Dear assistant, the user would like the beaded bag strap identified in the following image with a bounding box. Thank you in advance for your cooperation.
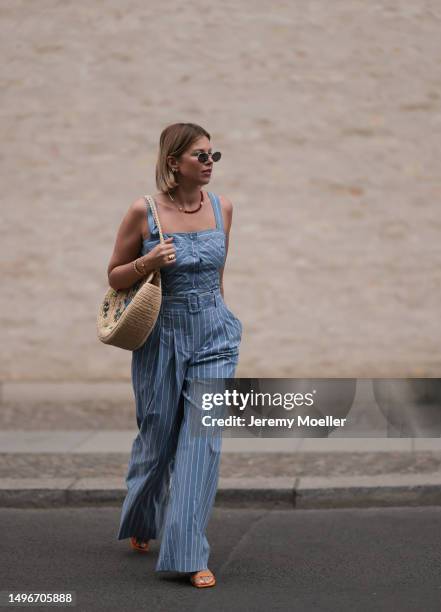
[144,195,165,244]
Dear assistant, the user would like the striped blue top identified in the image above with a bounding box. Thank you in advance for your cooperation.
[141,191,226,295]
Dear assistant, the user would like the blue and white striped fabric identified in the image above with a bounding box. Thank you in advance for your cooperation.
[117,192,242,572]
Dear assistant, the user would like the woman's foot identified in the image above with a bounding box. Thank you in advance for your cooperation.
[190,569,216,588]
[130,536,150,553]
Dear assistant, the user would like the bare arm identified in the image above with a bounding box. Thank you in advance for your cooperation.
[107,198,154,291]
[218,196,234,300]
[107,198,177,291]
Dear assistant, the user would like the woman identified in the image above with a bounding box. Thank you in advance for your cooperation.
[107,122,243,588]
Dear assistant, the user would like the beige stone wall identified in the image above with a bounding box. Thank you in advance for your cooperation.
[2,0,441,381]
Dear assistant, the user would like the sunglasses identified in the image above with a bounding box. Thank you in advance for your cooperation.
[191,151,222,163]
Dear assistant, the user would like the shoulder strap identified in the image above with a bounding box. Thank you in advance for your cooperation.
[208,192,224,232]
[145,198,156,234]
[144,196,165,243]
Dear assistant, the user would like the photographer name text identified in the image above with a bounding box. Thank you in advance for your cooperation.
[201,415,347,428]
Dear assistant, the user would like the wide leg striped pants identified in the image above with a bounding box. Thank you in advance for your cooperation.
[116,287,242,572]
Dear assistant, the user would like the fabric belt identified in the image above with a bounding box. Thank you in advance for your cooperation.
[161,288,221,313]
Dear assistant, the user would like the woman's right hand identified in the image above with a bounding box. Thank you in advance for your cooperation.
[143,236,176,269]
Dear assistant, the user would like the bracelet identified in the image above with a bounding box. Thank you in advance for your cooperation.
[139,257,147,274]
[133,258,144,276]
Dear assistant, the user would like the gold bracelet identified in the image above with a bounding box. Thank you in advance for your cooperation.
[133,259,144,276]
[138,257,147,274]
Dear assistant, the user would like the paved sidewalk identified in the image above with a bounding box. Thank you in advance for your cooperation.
[1,380,441,509]
[2,430,441,453]
[1,432,441,509]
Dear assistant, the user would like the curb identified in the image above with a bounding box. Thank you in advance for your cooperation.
[2,475,441,509]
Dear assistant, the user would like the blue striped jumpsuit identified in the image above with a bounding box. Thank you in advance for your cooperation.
[116,191,243,572]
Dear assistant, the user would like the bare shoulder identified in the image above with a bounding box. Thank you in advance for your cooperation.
[218,194,234,214]
[130,196,147,215]
[113,196,147,241]
[125,196,147,229]
[217,194,234,234]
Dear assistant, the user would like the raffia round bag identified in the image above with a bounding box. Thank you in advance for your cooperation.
[97,195,165,351]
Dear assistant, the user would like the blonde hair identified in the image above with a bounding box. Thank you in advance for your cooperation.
[155,122,211,193]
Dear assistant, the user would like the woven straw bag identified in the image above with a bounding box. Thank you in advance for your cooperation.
[97,195,165,351]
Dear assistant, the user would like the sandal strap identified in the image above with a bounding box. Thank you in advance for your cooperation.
[131,537,149,548]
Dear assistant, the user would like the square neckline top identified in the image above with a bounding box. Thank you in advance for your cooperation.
[143,191,224,243]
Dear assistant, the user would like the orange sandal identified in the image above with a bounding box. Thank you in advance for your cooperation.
[190,569,216,588]
[130,536,150,553]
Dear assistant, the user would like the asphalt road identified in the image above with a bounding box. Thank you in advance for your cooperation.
[1,505,441,611]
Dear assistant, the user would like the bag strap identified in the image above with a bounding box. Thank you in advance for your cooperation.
[144,195,165,244]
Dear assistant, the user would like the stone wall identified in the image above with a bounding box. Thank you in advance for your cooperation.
[2,1,441,380]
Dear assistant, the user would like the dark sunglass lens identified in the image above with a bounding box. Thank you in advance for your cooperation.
[212,151,221,162]
[198,152,209,163]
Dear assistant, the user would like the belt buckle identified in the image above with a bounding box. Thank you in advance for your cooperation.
[187,292,201,313]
